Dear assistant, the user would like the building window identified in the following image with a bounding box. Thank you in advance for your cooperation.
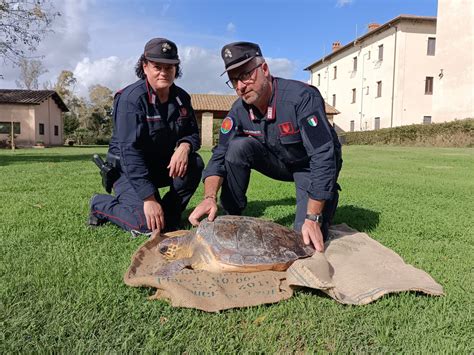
[376,81,382,97]
[353,56,358,71]
[425,77,434,95]
[54,125,59,136]
[39,123,45,135]
[0,122,21,134]
[333,66,337,79]
[317,73,320,86]
[332,94,336,107]
[423,116,432,125]
[427,37,436,56]
[374,117,380,130]
[352,88,356,103]
[378,44,384,61]
[350,120,355,132]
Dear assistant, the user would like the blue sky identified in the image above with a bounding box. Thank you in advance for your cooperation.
[2,0,438,97]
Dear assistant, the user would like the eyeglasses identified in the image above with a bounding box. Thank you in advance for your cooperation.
[225,63,263,89]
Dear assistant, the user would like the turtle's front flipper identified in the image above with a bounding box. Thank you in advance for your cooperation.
[154,259,192,277]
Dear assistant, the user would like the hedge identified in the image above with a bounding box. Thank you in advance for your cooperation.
[339,118,473,147]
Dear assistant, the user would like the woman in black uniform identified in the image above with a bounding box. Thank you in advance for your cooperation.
[90,38,203,236]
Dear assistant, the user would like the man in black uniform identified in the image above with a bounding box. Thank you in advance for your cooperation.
[90,38,204,235]
[189,42,341,252]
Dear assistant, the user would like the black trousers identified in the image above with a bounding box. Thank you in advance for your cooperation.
[220,137,339,240]
[91,152,204,233]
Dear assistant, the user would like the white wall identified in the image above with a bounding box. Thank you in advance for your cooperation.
[311,26,402,132]
[394,21,437,127]
[309,10,473,132]
[432,0,474,122]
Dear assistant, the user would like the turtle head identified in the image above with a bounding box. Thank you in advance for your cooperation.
[158,234,191,260]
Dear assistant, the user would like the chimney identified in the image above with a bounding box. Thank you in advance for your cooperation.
[332,41,341,52]
[368,23,380,32]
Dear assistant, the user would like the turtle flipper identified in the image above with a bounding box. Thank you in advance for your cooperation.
[154,258,192,277]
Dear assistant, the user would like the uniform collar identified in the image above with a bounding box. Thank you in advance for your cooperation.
[247,76,277,122]
[145,79,177,105]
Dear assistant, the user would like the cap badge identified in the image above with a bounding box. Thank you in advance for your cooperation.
[224,48,232,58]
[162,43,172,52]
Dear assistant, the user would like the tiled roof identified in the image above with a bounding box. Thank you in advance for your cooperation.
[191,94,238,111]
[0,89,69,112]
[191,93,339,115]
[325,102,339,115]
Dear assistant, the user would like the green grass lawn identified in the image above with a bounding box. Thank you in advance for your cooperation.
[1,145,473,352]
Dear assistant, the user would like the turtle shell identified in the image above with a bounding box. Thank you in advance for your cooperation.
[196,216,315,267]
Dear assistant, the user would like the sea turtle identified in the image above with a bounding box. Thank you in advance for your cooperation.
[156,215,315,276]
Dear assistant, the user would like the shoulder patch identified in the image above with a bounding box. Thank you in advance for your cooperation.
[221,117,234,134]
[302,113,332,150]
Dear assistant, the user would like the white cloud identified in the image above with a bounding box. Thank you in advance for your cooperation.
[266,57,295,79]
[336,0,353,8]
[226,22,236,33]
[73,56,137,98]
[0,0,92,88]
[1,46,297,98]
[40,0,92,69]
[69,46,230,98]
[178,46,230,94]
[0,0,296,98]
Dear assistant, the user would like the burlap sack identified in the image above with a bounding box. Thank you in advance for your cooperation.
[124,224,443,312]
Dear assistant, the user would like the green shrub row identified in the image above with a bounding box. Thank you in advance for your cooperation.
[339,119,474,147]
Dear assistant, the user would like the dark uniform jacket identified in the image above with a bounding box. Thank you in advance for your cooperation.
[203,77,342,201]
[108,79,200,201]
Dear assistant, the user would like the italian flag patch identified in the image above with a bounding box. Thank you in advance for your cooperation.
[307,115,318,127]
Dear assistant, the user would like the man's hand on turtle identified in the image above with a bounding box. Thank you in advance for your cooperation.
[301,220,324,252]
[188,197,218,226]
[143,196,165,232]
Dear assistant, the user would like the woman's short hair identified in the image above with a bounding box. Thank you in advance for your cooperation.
[134,54,182,80]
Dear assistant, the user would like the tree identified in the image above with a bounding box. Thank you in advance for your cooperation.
[15,58,48,89]
[86,84,114,137]
[53,70,84,138]
[89,84,113,116]
[54,70,77,99]
[63,110,80,136]
[0,0,60,66]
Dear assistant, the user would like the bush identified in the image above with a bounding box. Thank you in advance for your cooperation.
[94,136,110,145]
[213,118,223,145]
[340,118,474,147]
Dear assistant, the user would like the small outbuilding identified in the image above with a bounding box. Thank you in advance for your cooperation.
[0,89,69,147]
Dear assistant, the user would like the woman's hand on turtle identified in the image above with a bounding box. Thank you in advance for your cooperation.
[143,196,165,232]
[188,197,218,226]
[168,143,191,178]
[301,220,324,252]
